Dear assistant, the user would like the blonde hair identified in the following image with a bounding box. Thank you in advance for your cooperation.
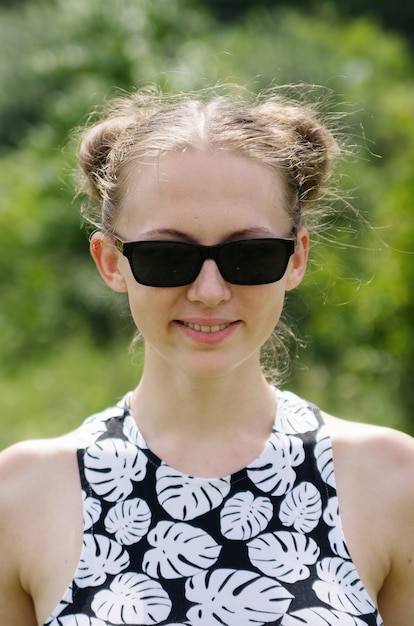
[77,84,341,233]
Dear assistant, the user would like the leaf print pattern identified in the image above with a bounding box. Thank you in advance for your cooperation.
[91,573,172,625]
[43,389,383,626]
[75,534,130,588]
[323,497,350,559]
[143,521,222,579]
[77,408,116,447]
[48,617,107,626]
[82,491,102,531]
[276,391,319,434]
[185,568,293,625]
[248,531,320,583]
[281,607,367,625]
[315,426,336,488]
[156,464,231,520]
[313,558,377,615]
[84,438,148,502]
[220,490,273,540]
[279,482,322,533]
[123,412,148,449]
[247,431,305,495]
[104,497,152,545]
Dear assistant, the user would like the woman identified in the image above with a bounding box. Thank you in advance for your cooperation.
[1,86,413,626]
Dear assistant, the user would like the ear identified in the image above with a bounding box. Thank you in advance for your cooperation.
[90,232,128,293]
[285,227,309,291]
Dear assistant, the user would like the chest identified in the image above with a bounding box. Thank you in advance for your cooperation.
[44,419,382,625]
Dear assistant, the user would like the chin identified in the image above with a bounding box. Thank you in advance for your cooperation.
[176,351,259,382]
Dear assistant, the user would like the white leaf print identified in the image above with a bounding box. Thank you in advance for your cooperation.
[220,490,273,540]
[276,391,319,434]
[84,438,147,502]
[91,572,172,625]
[279,482,322,533]
[247,432,305,495]
[48,616,107,626]
[143,521,221,579]
[156,464,231,521]
[123,413,148,449]
[248,530,320,583]
[185,568,292,625]
[75,534,130,588]
[313,557,377,615]
[104,497,151,545]
[315,426,335,488]
[323,497,350,559]
[281,607,367,625]
[77,412,113,447]
[82,491,102,531]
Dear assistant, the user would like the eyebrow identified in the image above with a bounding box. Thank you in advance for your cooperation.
[138,226,281,242]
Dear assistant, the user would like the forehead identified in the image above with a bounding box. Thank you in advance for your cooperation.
[116,150,290,238]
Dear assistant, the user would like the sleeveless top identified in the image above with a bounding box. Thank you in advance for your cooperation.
[45,389,383,626]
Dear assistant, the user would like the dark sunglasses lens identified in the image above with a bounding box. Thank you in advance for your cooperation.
[124,238,294,287]
[129,241,200,287]
[220,239,294,284]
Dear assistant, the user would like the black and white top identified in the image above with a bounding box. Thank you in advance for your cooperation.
[45,388,383,626]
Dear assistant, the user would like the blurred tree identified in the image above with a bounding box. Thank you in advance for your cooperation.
[195,0,414,45]
[0,0,27,6]
[0,0,212,149]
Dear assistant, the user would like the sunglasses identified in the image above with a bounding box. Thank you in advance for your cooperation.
[114,236,295,287]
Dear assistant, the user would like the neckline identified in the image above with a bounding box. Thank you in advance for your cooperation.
[118,387,323,481]
[120,389,276,480]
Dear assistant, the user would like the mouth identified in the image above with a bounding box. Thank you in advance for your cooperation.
[178,321,233,333]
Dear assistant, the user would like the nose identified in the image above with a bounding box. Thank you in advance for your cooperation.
[186,259,232,305]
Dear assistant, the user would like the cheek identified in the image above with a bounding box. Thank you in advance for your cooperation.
[126,287,173,337]
[125,287,151,332]
[245,283,286,327]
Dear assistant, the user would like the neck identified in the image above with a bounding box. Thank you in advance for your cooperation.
[132,349,274,428]
[128,350,277,476]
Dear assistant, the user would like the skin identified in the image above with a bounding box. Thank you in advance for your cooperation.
[0,150,414,625]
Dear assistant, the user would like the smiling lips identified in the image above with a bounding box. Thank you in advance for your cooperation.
[180,321,233,333]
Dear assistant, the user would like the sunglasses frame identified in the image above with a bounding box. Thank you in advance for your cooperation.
[114,235,296,287]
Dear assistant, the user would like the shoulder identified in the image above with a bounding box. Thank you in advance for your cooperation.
[0,435,81,624]
[323,412,414,477]
[323,413,414,623]
[0,433,79,525]
[0,434,81,554]
[0,433,79,480]
[323,412,414,503]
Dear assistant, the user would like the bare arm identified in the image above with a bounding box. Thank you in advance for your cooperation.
[0,443,39,625]
[0,563,38,626]
[375,429,414,625]
[326,413,414,625]
[0,438,82,626]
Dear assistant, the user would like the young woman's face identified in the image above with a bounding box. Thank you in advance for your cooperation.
[93,150,308,381]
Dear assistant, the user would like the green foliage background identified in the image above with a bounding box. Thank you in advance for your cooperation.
[1,0,414,448]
